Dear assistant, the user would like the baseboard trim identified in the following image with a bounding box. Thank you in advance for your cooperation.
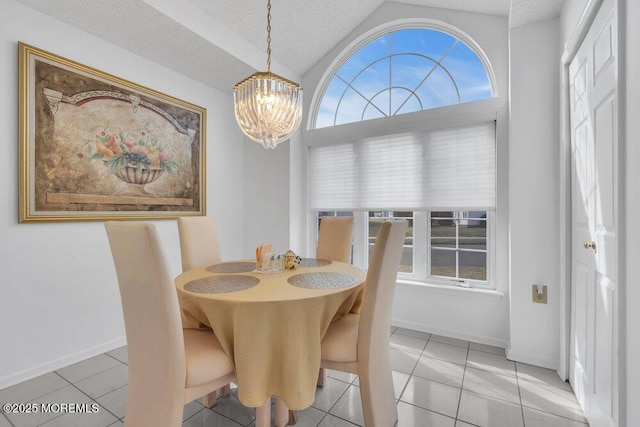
[0,336,127,390]
[392,318,509,349]
[506,348,558,370]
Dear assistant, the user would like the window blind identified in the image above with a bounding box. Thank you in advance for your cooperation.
[308,122,495,211]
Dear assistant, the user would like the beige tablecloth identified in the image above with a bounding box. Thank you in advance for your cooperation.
[175,260,365,410]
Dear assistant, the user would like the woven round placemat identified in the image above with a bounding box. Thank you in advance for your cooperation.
[205,262,257,274]
[287,272,356,289]
[299,258,332,268]
[184,275,259,293]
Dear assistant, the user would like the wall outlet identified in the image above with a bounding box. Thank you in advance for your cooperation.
[532,284,547,304]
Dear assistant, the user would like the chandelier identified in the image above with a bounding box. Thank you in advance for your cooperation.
[233,0,303,149]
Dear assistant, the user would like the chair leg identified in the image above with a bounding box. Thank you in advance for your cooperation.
[274,397,289,427]
[255,397,271,427]
[217,383,231,397]
[317,368,327,387]
[202,391,217,408]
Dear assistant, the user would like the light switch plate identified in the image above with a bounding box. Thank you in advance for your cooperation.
[532,284,547,304]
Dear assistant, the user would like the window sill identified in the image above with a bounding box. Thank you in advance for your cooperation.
[395,279,504,302]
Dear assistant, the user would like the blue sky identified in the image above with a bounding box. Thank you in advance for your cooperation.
[316,28,493,128]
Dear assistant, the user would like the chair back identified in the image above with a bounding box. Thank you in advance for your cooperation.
[177,216,222,272]
[316,216,354,263]
[105,222,186,426]
[358,220,407,369]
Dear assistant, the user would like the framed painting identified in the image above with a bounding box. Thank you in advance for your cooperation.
[18,42,206,222]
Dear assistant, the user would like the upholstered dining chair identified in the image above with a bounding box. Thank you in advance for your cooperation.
[320,220,407,427]
[177,216,233,398]
[315,216,355,386]
[105,222,235,427]
[177,216,222,272]
[316,216,354,263]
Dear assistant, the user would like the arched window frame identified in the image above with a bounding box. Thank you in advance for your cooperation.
[303,18,505,292]
[307,18,499,130]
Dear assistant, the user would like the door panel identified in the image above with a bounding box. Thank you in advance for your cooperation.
[594,272,613,416]
[569,0,617,425]
[594,95,614,229]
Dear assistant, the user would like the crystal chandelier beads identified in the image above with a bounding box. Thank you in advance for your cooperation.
[233,0,303,149]
[233,71,303,149]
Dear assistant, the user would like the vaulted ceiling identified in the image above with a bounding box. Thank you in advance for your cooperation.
[14,0,564,93]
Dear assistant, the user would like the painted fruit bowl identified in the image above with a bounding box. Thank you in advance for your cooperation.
[102,159,164,185]
[113,164,164,185]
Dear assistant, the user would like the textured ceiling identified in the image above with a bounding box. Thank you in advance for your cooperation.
[15,0,257,93]
[510,0,566,27]
[14,0,564,94]
[185,0,514,77]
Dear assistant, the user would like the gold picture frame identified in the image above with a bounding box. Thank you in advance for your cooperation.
[18,42,206,223]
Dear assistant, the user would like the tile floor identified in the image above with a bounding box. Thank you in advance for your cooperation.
[0,327,588,426]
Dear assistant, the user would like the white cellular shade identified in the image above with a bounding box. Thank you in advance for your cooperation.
[308,122,495,210]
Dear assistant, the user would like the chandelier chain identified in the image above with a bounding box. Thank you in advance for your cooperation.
[266,0,272,72]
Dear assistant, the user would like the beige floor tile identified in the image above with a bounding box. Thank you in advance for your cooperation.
[392,370,411,399]
[469,342,505,356]
[183,408,242,426]
[55,355,122,384]
[327,369,357,384]
[429,334,469,349]
[396,401,455,427]
[291,406,326,427]
[312,377,350,412]
[0,373,69,404]
[352,369,408,399]
[74,365,129,399]
[522,407,589,427]
[466,349,516,377]
[462,367,520,404]
[210,390,255,426]
[519,380,587,423]
[390,333,428,355]
[516,362,573,391]
[318,414,359,427]
[458,390,524,427]
[329,385,363,426]
[413,356,465,388]
[106,346,128,365]
[182,400,203,422]
[95,385,128,420]
[394,327,431,340]
[423,341,468,366]
[400,376,460,418]
[390,348,420,374]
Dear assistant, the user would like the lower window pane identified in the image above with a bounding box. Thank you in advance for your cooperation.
[430,248,456,278]
[459,251,487,281]
[369,211,413,273]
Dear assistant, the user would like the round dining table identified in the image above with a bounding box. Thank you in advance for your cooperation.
[174,258,366,424]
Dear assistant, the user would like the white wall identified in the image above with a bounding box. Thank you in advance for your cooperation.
[243,138,291,256]
[507,18,561,369]
[0,0,245,388]
[299,3,511,347]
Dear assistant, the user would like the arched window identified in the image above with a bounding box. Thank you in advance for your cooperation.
[314,27,495,129]
[307,22,500,289]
